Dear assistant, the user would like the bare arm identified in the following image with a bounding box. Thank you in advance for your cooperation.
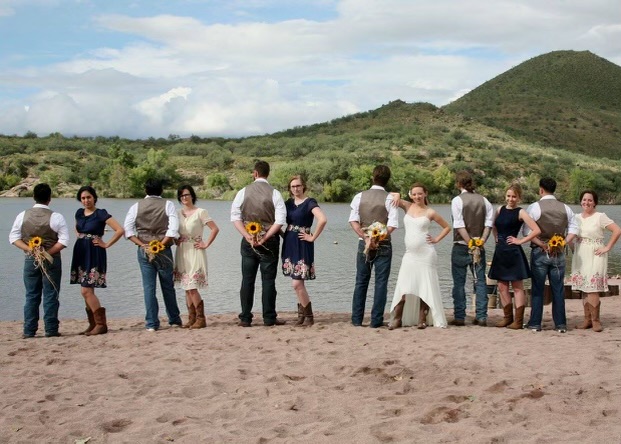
[596,222,621,256]
[299,207,327,243]
[507,210,541,246]
[428,210,451,244]
[198,220,220,250]
[97,217,124,249]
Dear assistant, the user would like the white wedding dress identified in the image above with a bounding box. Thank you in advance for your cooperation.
[390,214,447,327]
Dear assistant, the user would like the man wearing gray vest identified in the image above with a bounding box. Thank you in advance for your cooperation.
[231,160,287,327]
[450,171,494,326]
[524,177,577,332]
[9,183,70,338]
[124,179,182,331]
[349,164,399,328]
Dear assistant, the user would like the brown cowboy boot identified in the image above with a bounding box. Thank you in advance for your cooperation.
[507,305,525,329]
[80,307,96,335]
[576,301,592,329]
[183,303,196,328]
[190,300,206,329]
[302,302,314,326]
[496,302,514,327]
[295,303,305,326]
[389,300,405,330]
[589,302,603,332]
[86,307,108,335]
[417,301,429,329]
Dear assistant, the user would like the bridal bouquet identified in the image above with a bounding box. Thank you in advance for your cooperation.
[28,236,55,287]
[363,221,388,261]
[547,234,566,257]
[468,237,484,265]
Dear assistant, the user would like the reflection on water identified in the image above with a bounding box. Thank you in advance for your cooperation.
[2,198,621,322]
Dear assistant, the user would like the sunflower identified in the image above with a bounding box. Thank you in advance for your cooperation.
[148,241,164,255]
[371,228,380,238]
[29,236,43,249]
[245,222,261,235]
[149,239,160,247]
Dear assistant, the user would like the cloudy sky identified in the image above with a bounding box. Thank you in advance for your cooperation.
[0,0,619,139]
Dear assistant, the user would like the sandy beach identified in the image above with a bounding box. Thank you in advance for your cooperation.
[1,297,621,444]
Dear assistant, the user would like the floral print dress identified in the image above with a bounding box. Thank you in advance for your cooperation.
[70,208,111,287]
[174,208,212,290]
[570,212,614,292]
[281,197,318,280]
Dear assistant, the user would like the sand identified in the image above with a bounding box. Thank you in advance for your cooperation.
[1,297,621,443]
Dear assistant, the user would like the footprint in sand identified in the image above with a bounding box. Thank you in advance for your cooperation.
[101,419,132,433]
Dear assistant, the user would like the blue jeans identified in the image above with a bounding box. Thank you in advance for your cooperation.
[23,255,62,336]
[239,236,280,324]
[528,247,566,329]
[352,240,392,327]
[137,247,181,329]
[451,244,488,321]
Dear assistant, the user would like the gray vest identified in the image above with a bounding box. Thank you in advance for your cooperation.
[241,181,276,226]
[453,192,486,242]
[21,207,59,252]
[135,198,168,244]
[359,189,391,241]
[536,198,569,244]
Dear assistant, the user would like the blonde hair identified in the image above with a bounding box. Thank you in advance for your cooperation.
[506,183,523,201]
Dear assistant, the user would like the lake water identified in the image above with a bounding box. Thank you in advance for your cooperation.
[2,198,621,322]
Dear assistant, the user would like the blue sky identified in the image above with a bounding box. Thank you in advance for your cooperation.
[0,0,619,138]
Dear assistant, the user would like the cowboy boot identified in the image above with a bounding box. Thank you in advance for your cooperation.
[575,301,592,329]
[190,300,207,329]
[302,302,314,326]
[295,303,305,326]
[589,302,603,332]
[183,303,196,328]
[418,301,429,329]
[80,307,96,335]
[507,305,524,329]
[389,300,405,330]
[496,302,514,328]
[86,307,108,335]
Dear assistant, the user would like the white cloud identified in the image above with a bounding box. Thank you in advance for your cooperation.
[0,0,619,138]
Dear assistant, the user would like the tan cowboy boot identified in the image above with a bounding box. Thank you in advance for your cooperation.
[496,302,514,327]
[295,303,305,326]
[589,302,603,332]
[575,301,592,329]
[183,303,196,328]
[86,307,108,335]
[389,300,405,330]
[190,300,206,329]
[507,305,525,330]
[418,301,429,329]
[80,307,96,335]
[302,302,314,326]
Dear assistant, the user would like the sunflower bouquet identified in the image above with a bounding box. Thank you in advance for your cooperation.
[547,234,566,257]
[363,221,388,261]
[468,237,484,265]
[27,236,55,286]
[145,239,166,262]
[245,221,263,244]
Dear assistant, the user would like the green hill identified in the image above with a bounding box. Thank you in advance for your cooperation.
[443,50,621,158]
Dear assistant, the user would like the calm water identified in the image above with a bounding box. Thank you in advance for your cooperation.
[2,198,621,322]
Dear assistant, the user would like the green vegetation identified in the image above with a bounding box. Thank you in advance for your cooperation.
[2,51,621,204]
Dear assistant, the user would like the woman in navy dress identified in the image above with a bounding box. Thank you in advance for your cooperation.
[281,175,327,326]
[70,186,124,335]
[488,184,540,329]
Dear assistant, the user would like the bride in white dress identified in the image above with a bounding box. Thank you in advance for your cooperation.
[389,184,450,329]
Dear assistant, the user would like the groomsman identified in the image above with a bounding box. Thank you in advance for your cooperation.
[9,183,70,338]
[450,171,494,326]
[124,179,182,331]
[231,160,287,327]
[349,164,399,328]
[524,177,577,333]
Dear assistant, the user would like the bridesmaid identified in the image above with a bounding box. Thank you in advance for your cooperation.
[70,186,124,335]
[173,185,219,328]
[488,184,540,329]
[569,190,621,332]
[281,175,327,326]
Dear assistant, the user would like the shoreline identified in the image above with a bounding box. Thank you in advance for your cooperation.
[2,298,621,443]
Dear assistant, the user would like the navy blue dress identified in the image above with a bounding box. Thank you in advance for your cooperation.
[70,208,111,288]
[282,198,318,280]
[488,206,531,281]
